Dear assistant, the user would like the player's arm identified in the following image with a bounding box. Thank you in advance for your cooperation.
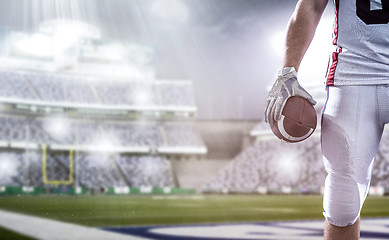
[283,0,329,71]
[264,0,328,124]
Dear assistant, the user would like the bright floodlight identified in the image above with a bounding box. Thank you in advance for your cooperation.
[134,91,151,105]
[38,19,101,58]
[13,33,54,57]
[0,156,18,179]
[39,19,101,40]
[43,117,70,140]
[100,43,127,61]
[275,151,301,181]
[91,133,119,152]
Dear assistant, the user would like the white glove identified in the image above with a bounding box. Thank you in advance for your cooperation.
[264,67,316,124]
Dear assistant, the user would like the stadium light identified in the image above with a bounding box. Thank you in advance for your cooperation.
[100,43,127,61]
[13,33,54,57]
[133,91,151,105]
[0,157,17,178]
[53,29,79,51]
[39,19,100,40]
[91,134,120,152]
[43,117,70,140]
[39,19,101,60]
[275,151,301,181]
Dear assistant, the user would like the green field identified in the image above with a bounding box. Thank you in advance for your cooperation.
[0,226,36,240]
[1,194,389,228]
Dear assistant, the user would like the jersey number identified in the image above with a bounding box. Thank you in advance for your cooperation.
[357,0,389,24]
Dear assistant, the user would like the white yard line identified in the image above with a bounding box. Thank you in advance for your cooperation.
[1,208,388,240]
[0,209,148,240]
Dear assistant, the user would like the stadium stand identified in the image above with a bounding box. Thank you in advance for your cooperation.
[116,155,174,187]
[0,150,174,189]
[0,65,207,193]
[204,121,389,194]
[0,69,196,109]
[371,128,389,188]
[77,154,127,188]
[0,71,37,100]
[26,151,44,186]
[0,151,43,186]
[0,114,205,149]
[45,151,72,182]
[162,125,204,147]
[202,135,326,194]
[157,81,196,107]
[0,22,205,194]
[0,152,25,186]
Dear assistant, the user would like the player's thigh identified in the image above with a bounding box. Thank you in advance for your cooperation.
[321,85,383,175]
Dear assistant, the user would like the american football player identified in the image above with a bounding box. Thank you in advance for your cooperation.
[265,0,389,239]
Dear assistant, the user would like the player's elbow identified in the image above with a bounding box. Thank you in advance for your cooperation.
[297,0,328,14]
[293,0,328,22]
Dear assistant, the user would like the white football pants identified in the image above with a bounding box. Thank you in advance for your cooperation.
[321,85,389,227]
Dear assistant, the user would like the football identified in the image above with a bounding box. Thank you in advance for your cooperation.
[270,96,317,143]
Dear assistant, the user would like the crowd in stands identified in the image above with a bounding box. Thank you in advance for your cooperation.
[162,125,204,147]
[0,69,195,108]
[77,154,127,188]
[203,131,389,193]
[45,151,72,182]
[0,68,203,191]
[0,150,174,188]
[0,151,42,186]
[116,155,174,187]
[371,131,389,187]
[157,82,195,107]
[0,114,204,148]
[0,151,26,186]
[0,71,37,100]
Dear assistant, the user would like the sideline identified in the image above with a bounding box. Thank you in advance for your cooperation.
[0,209,147,240]
[105,218,389,240]
[1,209,389,240]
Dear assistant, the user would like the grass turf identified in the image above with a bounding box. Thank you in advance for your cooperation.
[0,226,37,240]
[1,194,389,228]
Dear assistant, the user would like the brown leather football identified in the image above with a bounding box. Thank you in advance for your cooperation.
[270,96,317,143]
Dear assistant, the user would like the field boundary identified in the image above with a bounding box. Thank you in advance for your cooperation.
[0,209,145,240]
[1,208,389,240]
[104,218,389,240]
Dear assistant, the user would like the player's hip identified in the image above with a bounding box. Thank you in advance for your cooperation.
[322,84,389,126]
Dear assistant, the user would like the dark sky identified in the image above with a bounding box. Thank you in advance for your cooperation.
[0,0,332,120]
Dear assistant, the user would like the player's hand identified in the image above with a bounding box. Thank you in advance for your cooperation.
[264,67,316,124]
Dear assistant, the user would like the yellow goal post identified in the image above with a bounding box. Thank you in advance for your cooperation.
[42,144,74,187]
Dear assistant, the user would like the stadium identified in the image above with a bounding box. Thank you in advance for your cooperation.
[0,1,389,240]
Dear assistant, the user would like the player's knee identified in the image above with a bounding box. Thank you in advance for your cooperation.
[323,173,363,227]
[324,204,360,227]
